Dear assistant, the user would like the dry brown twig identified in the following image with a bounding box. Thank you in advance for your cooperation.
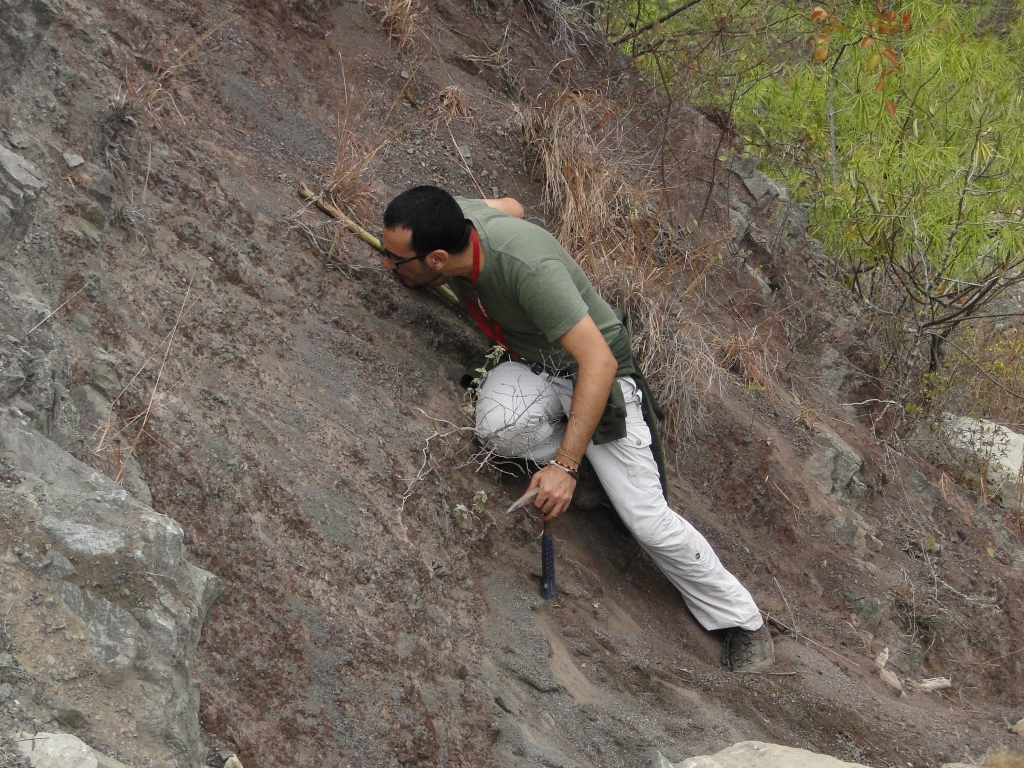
[89,275,199,484]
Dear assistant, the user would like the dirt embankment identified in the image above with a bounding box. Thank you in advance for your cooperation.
[1,0,1023,766]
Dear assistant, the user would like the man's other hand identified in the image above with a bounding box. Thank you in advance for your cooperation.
[483,197,525,219]
[528,464,577,521]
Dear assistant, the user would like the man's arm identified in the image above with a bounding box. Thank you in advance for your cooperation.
[483,197,525,219]
[528,314,619,521]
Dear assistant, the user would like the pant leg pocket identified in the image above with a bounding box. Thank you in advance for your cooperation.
[619,377,652,451]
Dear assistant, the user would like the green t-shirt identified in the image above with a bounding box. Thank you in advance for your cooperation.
[453,197,632,376]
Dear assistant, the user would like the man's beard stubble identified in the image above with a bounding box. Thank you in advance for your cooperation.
[393,267,445,290]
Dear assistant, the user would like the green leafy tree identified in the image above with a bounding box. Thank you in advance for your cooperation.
[604,0,1024,413]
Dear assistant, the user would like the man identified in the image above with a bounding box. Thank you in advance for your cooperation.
[381,185,774,672]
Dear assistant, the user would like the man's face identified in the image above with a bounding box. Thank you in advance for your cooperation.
[380,227,445,289]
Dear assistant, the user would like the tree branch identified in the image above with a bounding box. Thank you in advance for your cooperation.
[613,0,704,46]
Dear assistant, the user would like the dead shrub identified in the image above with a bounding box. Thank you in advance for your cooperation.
[369,0,421,49]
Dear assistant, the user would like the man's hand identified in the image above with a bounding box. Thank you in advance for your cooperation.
[483,197,525,218]
[528,464,577,521]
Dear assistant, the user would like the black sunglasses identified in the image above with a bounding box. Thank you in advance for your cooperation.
[379,239,427,267]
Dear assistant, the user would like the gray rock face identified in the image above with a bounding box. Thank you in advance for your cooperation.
[0,413,221,768]
[40,516,126,555]
[807,422,867,503]
[0,0,56,79]
[668,741,871,768]
[846,593,886,635]
[0,145,46,241]
[0,292,81,444]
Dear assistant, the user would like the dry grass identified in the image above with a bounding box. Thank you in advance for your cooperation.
[716,324,780,395]
[326,116,382,217]
[524,0,595,55]
[325,57,386,219]
[517,89,734,442]
[369,0,421,49]
[983,747,1024,768]
[433,86,470,127]
[112,6,232,126]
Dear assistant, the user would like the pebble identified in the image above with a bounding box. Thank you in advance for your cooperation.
[62,152,85,168]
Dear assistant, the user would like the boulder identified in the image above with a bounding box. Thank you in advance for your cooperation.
[666,741,872,767]
[0,412,221,768]
[16,731,131,768]
[939,414,1024,509]
[69,162,116,209]
[845,593,886,634]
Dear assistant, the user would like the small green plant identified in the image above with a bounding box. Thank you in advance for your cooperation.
[462,345,508,416]
[453,490,488,522]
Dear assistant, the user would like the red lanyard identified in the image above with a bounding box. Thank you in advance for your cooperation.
[456,229,517,358]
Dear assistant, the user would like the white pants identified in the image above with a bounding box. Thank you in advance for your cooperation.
[476,361,763,631]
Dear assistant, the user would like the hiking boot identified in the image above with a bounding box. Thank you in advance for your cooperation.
[723,623,775,672]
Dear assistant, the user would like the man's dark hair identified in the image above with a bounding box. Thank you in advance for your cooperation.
[383,186,471,257]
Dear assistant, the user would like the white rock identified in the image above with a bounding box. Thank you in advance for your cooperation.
[674,741,871,767]
[939,414,1024,508]
[908,677,952,693]
[17,732,130,768]
[878,668,904,697]
[225,757,244,768]
[1011,718,1024,737]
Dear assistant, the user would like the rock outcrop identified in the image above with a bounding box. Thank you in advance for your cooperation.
[0,0,55,81]
[0,412,221,768]
[0,145,45,242]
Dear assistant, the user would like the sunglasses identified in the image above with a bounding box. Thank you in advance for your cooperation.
[379,239,428,267]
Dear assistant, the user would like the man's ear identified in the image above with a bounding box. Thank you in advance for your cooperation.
[425,250,448,270]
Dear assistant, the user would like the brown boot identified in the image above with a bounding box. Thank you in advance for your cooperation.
[723,622,775,672]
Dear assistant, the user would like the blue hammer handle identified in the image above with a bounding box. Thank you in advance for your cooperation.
[541,521,557,599]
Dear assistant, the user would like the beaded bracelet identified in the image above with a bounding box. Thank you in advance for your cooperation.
[548,459,580,480]
[556,447,583,465]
